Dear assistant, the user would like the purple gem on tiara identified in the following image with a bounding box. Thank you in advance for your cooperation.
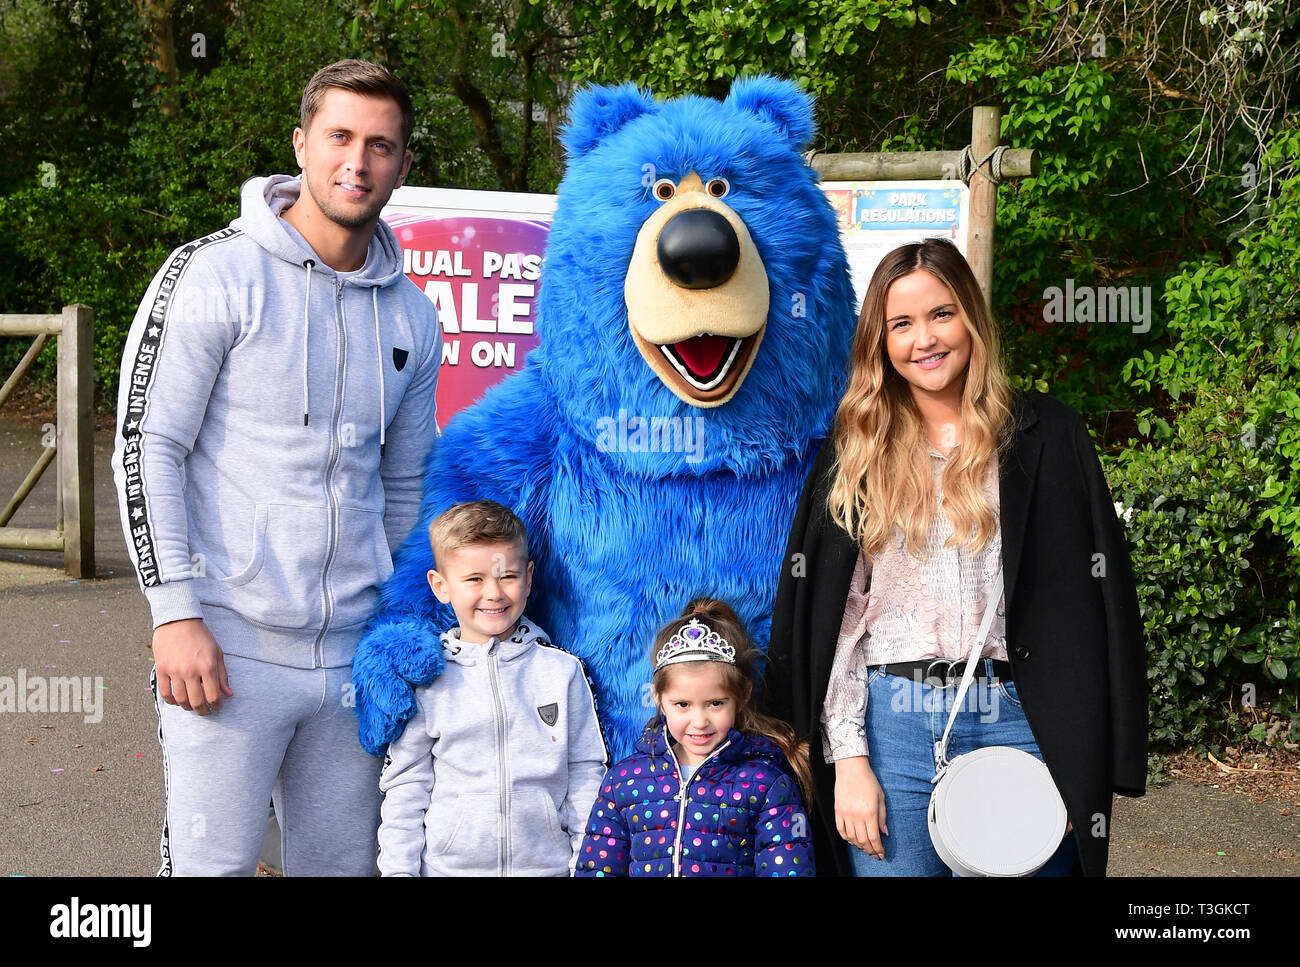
[683,625,705,641]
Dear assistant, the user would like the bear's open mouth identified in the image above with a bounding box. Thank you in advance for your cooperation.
[660,335,744,391]
[641,331,759,403]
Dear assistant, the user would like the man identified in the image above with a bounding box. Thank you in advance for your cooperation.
[111,60,441,876]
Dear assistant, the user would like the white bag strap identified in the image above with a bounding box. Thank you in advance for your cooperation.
[933,568,1004,773]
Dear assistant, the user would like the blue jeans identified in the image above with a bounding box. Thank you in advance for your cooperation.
[846,662,1077,877]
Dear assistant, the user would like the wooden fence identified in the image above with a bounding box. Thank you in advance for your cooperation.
[0,305,95,577]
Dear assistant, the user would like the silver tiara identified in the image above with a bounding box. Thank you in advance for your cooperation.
[653,618,736,670]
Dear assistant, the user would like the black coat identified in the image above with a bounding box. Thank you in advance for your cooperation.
[762,391,1147,877]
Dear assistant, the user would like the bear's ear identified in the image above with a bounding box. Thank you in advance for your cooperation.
[561,83,658,158]
[724,75,816,151]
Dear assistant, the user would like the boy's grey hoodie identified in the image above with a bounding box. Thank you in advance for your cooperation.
[377,619,608,877]
[111,175,441,667]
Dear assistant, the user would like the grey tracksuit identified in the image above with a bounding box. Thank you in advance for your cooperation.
[112,174,441,665]
[113,175,442,875]
[377,619,608,877]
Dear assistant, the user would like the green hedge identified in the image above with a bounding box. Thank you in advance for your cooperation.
[1110,124,1300,752]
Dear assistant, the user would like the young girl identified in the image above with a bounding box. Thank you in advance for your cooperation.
[764,238,1146,877]
[575,598,816,877]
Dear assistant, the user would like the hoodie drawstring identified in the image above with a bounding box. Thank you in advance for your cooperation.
[302,259,315,426]
[373,286,386,456]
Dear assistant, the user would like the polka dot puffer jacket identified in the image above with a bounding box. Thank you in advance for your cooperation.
[575,725,815,876]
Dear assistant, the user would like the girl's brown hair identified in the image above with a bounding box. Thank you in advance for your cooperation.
[647,597,813,805]
[828,238,1014,557]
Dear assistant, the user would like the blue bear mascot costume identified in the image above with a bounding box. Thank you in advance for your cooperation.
[353,76,856,761]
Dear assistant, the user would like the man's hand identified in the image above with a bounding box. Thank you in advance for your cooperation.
[152,618,234,714]
[834,755,889,860]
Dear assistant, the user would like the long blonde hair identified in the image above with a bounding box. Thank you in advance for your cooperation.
[828,239,1013,556]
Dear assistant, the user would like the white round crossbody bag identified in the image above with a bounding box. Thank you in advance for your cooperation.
[926,569,1069,877]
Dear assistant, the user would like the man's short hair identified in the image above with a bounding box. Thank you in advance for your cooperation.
[300,59,414,148]
[429,500,529,570]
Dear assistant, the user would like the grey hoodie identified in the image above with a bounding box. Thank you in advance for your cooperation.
[377,619,608,877]
[111,175,441,667]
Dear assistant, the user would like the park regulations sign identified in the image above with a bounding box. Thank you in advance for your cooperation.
[383,178,969,425]
[822,180,971,313]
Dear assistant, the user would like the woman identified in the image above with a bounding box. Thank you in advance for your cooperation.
[763,238,1146,876]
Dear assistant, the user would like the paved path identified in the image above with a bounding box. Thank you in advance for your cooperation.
[1,415,1297,876]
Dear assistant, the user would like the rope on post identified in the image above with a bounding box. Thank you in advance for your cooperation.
[957,144,1008,186]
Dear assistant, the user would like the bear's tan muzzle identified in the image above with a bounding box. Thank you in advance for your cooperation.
[624,172,770,408]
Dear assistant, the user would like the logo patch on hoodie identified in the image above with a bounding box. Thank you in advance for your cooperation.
[537,703,559,726]
[392,347,409,372]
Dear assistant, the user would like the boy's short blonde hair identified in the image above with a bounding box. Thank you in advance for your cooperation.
[428,500,529,570]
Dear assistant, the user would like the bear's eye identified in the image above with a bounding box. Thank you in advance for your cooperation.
[706,177,730,199]
[652,178,676,201]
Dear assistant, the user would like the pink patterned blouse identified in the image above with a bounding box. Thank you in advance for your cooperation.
[821,447,1007,762]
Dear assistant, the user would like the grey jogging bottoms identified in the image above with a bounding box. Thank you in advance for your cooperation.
[151,649,380,876]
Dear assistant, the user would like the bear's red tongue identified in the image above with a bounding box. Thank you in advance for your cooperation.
[670,335,731,379]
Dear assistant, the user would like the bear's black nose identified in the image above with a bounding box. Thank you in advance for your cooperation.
[656,209,740,289]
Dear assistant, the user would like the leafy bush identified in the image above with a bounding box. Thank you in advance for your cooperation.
[1109,124,1300,751]
[947,24,1223,429]
[0,172,171,389]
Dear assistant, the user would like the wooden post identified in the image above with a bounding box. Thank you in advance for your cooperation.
[57,304,95,578]
[809,147,1036,182]
[807,106,1034,309]
[967,106,1001,310]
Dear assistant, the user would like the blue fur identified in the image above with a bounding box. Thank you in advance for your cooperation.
[353,77,857,758]
[724,75,817,150]
[561,83,658,158]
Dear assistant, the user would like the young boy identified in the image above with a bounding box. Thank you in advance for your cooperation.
[376,500,608,876]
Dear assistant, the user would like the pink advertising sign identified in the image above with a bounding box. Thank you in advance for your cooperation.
[382,186,557,427]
